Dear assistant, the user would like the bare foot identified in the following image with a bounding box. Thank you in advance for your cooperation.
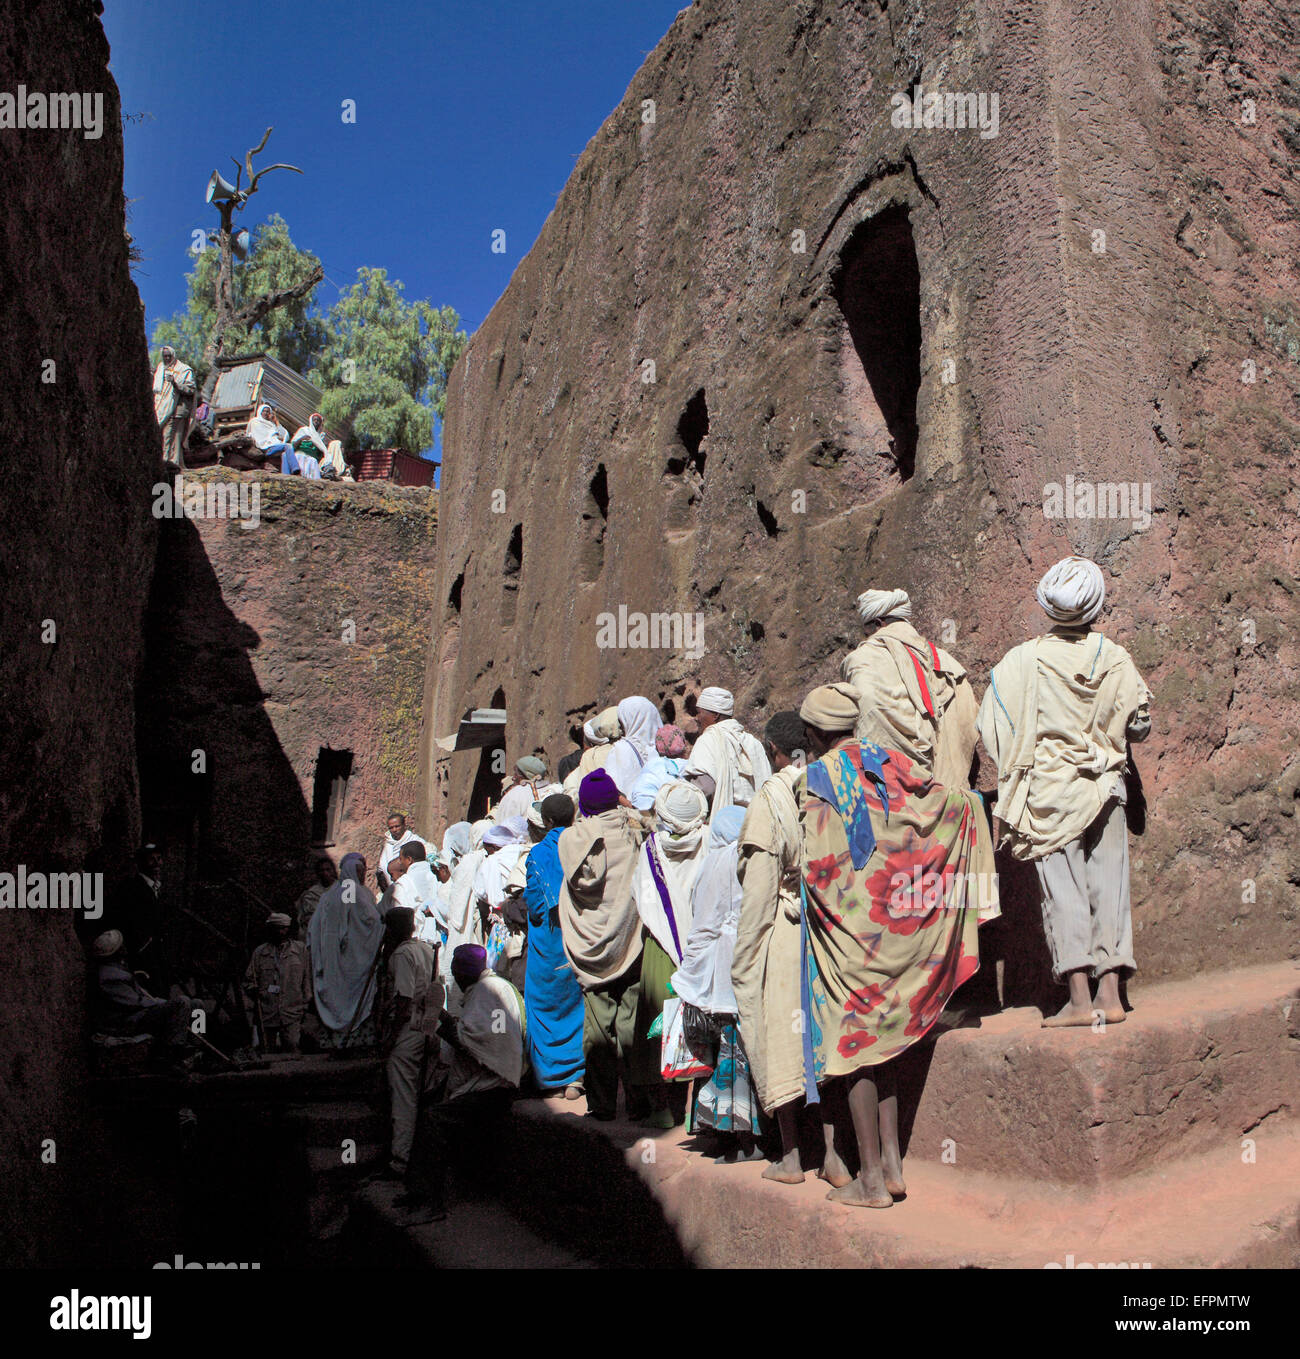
[826,1168,893,1209]
[762,1150,806,1184]
[1042,1002,1101,1028]
[882,1156,906,1198]
[816,1148,853,1189]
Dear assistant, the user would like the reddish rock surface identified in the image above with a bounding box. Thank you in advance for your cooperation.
[0,2,161,1265]
[424,0,1300,988]
[138,472,438,920]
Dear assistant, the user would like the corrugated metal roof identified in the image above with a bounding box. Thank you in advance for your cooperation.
[210,353,336,441]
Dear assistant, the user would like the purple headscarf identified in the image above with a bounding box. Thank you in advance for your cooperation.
[578,769,621,816]
[451,943,488,987]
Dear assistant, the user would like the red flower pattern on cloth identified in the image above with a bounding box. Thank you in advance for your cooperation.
[806,854,842,894]
[845,982,890,1017]
[837,1030,878,1059]
[864,838,957,936]
[903,950,978,1037]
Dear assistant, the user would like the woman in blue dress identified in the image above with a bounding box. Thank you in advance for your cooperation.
[523,793,586,1097]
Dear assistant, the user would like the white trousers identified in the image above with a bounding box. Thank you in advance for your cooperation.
[1034,799,1135,979]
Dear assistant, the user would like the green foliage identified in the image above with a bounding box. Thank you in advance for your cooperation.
[315,268,466,454]
[149,215,327,386]
[149,224,466,456]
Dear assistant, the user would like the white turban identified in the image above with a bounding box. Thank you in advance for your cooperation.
[654,780,710,835]
[856,588,912,624]
[1036,557,1105,625]
[584,706,621,745]
[697,686,734,717]
[482,824,515,848]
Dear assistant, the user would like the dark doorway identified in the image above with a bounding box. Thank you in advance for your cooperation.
[467,687,507,820]
[579,463,610,582]
[502,525,522,627]
[666,388,709,478]
[310,747,354,847]
[832,204,921,480]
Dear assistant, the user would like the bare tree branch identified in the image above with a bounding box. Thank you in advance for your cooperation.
[247,163,304,195]
[243,127,273,187]
[232,263,325,332]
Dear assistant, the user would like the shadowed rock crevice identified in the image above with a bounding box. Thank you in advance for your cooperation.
[663,388,710,531]
[832,203,921,482]
[501,523,522,627]
[579,463,610,582]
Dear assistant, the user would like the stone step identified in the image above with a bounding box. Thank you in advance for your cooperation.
[899,960,1299,1187]
[351,1183,595,1268]
[512,1096,1300,1269]
[305,1141,385,1176]
[285,1099,387,1146]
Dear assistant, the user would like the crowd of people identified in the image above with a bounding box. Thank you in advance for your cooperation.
[87,555,1151,1220]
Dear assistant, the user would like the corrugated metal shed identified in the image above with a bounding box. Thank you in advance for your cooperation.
[210,352,335,441]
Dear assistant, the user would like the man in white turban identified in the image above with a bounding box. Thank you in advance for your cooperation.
[977,557,1151,1028]
[682,687,771,827]
[841,587,978,789]
[562,706,621,797]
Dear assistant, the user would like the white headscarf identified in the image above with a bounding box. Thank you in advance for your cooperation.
[441,821,473,869]
[856,588,912,624]
[631,781,709,964]
[290,415,329,457]
[247,403,287,451]
[1037,557,1105,625]
[697,686,734,717]
[605,696,662,794]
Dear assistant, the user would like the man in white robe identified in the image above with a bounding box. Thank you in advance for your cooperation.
[152,346,195,469]
[977,557,1151,1028]
[682,687,771,826]
[841,587,978,789]
[378,813,426,892]
[493,755,548,823]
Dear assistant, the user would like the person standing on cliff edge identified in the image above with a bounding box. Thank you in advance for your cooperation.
[152,345,195,470]
[977,557,1151,1028]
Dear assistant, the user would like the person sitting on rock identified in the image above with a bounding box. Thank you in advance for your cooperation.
[285,412,328,479]
[90,929,195,1068]
[245,403,294,469]
[977,556,1151,1028]
[396,944,525,1223]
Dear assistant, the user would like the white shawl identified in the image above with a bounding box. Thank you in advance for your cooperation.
[290,420,329,456]
[685,718,772,824]
[454,972,525,1091]
[632,789,708,967]
[605,696,662,795]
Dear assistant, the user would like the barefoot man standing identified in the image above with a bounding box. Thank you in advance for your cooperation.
[977,557,1152,1028]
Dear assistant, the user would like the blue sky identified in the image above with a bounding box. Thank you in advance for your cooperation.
[106,0,688,449]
